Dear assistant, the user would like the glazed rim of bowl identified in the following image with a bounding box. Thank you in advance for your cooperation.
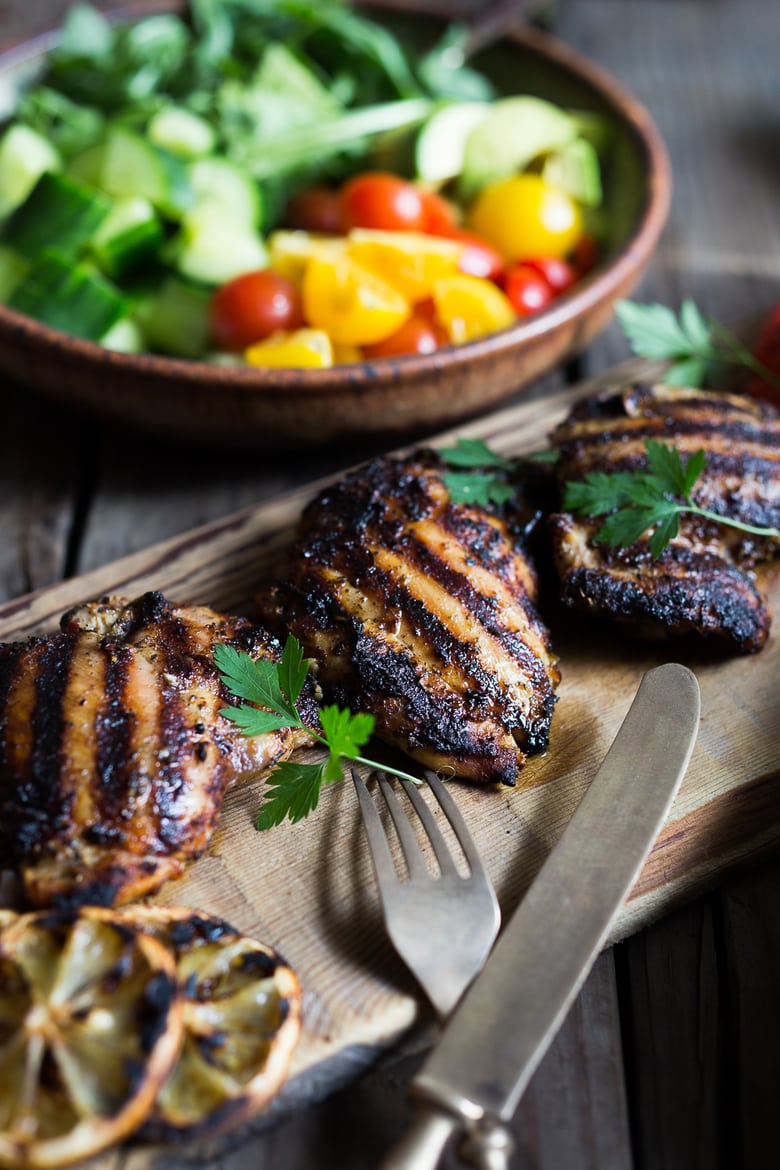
[0,7,671,395]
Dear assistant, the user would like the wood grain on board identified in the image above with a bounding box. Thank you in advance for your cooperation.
[2,359,778,1168]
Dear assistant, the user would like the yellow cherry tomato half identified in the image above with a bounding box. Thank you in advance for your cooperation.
[302,255,410,346]
[267,230,347,284]
[244,328,333,368]
[467,174,583,262]
[431,274,515,344]
[346,229,464,302]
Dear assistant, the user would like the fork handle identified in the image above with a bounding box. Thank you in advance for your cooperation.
[380,1104,513,1170]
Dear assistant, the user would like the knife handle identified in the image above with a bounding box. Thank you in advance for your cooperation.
[380,1104,514,1170]
[380,1103,458,1169]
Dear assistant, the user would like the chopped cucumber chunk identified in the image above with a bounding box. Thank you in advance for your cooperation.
[174,206,268,285]
[1,172,112,259]
[543,137,603,208]
[188,157,263,228]
[91,196,164,278]
[100,316,145,352]
[0,124,61,221]
[459,96,577,201]
[148,106,217,158]
[415,101,489,185]
[9,248,126,340]
[0,245,30,301]
[100,126,193,218]
[137,276,210,358]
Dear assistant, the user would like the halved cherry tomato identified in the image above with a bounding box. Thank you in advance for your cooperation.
[523,256,576,295]
[347,229,463,301]
[570,233,598,277]
[436,227,504,282]
[432,274,515,344]
[302,254,410,346]
[363,312,449,358]
[340,172,426,232]
[245,328,333,368]
[741,303,780,406]
[283,186,343,234]
[503,262,554,317]
[468,174,583,263]
[418,188,458,234]
[209,270,304,352]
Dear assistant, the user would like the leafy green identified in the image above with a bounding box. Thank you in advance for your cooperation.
[215,634,420,829]
[616,298,780,394]
[438,436,515,505]
[564,438,780,558]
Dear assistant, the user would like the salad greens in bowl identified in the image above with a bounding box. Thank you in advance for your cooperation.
[0,0,670,447]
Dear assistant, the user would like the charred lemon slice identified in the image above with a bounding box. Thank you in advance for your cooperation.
[0,907,182,1169]
[120,906,302,1142]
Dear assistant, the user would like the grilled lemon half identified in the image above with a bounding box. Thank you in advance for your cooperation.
[120,906,302,1142]
[0,907,182,1169]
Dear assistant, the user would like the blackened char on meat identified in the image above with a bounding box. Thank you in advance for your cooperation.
[548,383,780,653]
[257,453,560,786]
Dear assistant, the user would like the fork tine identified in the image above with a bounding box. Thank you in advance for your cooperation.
[398,779,460,878]
[351,770,399,890]
[423,770,486,876]
[376,773,429,880]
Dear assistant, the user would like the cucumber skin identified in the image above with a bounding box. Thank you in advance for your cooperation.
[2,172,112,260]
[9,248,126,340]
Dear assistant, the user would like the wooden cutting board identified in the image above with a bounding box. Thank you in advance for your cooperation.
[2,358,779,1166]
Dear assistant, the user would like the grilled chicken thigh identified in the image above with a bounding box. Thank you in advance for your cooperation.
[549,383,780,652]
[0,591,312,907]
[258,453,560,786]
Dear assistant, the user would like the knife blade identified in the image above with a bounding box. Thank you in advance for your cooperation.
[381,661,701,1170]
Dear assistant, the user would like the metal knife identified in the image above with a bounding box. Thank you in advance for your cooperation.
[381,661,701,1170]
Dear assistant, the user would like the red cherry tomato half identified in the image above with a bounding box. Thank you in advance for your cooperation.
[434,227,504,281]
[503,262,555,317]
[363,312,449,358]
[339,172,426,232]
[742,303,780,405]
[209,270,304,352]
[418,188,458,234]
[523,256,576,295]
[570,233,598,277]
[284,185,343,234]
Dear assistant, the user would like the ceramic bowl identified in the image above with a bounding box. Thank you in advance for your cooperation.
[0,1,670,448]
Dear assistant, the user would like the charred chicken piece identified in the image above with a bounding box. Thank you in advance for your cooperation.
[0,591,313,907]
[549,383,780,653]
[258,453,560,786]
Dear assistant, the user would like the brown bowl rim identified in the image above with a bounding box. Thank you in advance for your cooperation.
[0,2,671,399]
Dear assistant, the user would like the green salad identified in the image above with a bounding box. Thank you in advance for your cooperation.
[0,0,611,364]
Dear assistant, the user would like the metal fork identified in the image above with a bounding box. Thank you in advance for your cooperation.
[352,769,501,1018]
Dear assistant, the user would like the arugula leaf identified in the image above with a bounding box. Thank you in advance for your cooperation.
[564,438,780,557]
[216,633,420,828]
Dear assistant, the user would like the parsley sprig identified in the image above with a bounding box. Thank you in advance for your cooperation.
[564,438,780,556]
[439,437,556,506]
[615,299,780,393]
[214,636,420,829]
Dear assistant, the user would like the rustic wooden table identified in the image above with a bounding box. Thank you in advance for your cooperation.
[1,1,779,1167]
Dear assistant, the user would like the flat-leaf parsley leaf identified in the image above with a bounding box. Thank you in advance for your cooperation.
[564,438,780,557]
[616,298,780,393]
[214,635,421,829]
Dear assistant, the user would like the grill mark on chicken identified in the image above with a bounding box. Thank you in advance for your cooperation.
[95,645,136,825]
[0,591,314,907]
[258,453,559,785]
[549,383,779,652]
